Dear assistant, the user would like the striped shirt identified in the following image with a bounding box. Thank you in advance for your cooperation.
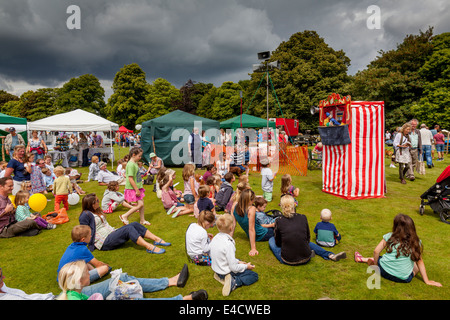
[14,205,32,222]
[93,214,116,250]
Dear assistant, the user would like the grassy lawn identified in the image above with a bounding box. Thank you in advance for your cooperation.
[1,145,448,300]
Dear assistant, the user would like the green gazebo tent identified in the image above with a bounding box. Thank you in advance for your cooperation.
[0,113,28,161]
[220,114,276,130]
[140,110,220,166]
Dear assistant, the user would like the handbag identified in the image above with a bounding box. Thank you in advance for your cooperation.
[418,154,426,175]
[106,269,143,300]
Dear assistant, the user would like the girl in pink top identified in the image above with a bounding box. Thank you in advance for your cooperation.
[434,129,445,161]
[160,169,193,218]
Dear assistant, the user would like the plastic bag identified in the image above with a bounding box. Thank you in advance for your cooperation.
[106,269,143,300]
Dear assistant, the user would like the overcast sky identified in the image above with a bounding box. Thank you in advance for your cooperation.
[0,0,448,100]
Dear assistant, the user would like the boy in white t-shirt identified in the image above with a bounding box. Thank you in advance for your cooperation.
[210,214,258,296]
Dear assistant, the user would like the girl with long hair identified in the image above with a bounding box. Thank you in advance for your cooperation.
[123,147,148,225]
[233,189,274,256]
[355,214,442,286]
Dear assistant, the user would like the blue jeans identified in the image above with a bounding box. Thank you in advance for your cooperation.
[101,222,148,251]
[422,145,433,166]
[217,269,258,290]
[81,273,183,300]
[269,237,334,265]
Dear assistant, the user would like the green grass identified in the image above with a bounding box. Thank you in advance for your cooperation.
[1,145,449,300]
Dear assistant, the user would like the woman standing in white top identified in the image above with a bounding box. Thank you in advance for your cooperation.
[393,123,412,184]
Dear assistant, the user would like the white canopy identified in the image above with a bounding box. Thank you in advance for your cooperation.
[27,109,119,132]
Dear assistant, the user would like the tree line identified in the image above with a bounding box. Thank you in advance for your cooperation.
[0,27,448,132]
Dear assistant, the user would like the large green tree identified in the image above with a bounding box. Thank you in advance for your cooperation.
[105,63,150,128]
[244,30,351,131]
[55,74,105,115]
[135,78,181,124]
[0,90,19,112]
[197,81,244,121]
[1,88,57,121]
[410,32,450,127]
[176,79,214,115]
[350,27,434,129]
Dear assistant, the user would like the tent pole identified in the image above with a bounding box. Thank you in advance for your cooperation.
[110,129,113,169]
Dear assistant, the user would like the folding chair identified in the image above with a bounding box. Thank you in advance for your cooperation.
[308,149,322,170]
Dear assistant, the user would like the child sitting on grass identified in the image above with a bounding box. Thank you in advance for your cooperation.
[161,169,193,218]
[215,172,235,212]
[57,225,111,283]
[185,210,216,266]
[313,209,341,247]
[14,190,56,230]
[210,213,258,296]
[41,167,56,192]
[354,214,442,286]
[254,196,277,229]
[197,185,215,216]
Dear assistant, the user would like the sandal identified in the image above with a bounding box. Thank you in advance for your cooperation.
[141,220,151,226]
[172,208,182,218]
[119,215,129,225]
[354,251,363,263]
[146,246,166,254]
[154,239,171,246]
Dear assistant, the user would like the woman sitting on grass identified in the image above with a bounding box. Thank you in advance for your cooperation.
[354,214,442,287]
[79,193,170,255]
[269,195,346,265]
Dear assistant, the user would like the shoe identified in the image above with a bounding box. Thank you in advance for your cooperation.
[409,177,415,181]
[190,289,208,300]
[172,208,182,218]
[401,179,406,184]
[214,273,225,285]
[428,165,432,169]
[354,251,363,263]
[177,264,189,288]
[222,274,232,296]
[119,215,129,225]
[154,239,171,246]
[146,247,165,254]
[329,252,347,262]
[310,250,316,258]
[46,223,56,229]
[390,164,396,168]
[167,205,176,215]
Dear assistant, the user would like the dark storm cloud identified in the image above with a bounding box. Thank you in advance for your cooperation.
[0,0,448,96]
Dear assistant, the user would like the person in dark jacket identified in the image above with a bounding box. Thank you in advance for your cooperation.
[269,195,346,265]
[214,172,235,212]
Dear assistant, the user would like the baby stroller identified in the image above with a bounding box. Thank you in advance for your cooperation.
[419,165,450,224]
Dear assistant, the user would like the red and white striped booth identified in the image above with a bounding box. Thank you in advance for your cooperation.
[317,94,385,199]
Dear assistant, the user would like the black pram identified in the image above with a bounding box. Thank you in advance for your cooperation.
[419,165,450,224]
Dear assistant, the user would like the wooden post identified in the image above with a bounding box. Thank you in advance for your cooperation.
[1,136,5,161]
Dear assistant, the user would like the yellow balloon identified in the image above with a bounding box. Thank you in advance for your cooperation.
[28,193,47,212]
[8,195,16,208]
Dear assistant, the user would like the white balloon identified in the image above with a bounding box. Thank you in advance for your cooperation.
[135,124,142,130]
[68,193,80,206]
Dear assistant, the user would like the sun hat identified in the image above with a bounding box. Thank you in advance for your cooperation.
[149,152,156,158]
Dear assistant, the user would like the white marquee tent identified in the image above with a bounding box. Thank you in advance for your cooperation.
[27,109,119,132]
[28,109,119,168]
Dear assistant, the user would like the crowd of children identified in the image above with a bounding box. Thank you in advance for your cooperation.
[0,146,443,301]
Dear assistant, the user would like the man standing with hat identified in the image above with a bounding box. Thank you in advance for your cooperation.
[4,127,25,157]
